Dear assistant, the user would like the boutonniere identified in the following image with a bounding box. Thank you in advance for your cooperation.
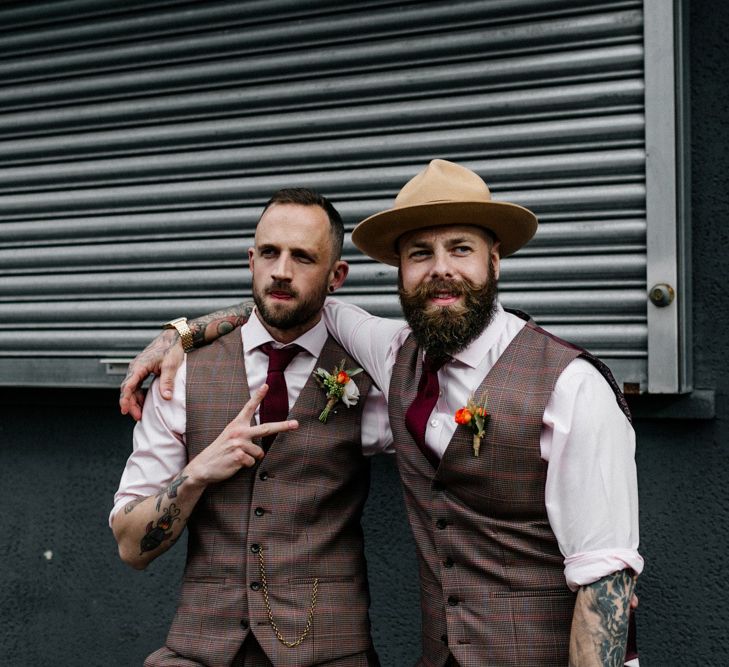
[313,360,363,423]
[454,394,489,457]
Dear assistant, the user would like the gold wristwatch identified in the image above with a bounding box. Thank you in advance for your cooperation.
[163,317,194,352]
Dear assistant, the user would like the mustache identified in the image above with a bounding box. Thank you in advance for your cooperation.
[401,278,470,303]
[264,280,298,298]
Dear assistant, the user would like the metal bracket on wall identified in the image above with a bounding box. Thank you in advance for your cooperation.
[99,358,134,375]
[644,0,692,393]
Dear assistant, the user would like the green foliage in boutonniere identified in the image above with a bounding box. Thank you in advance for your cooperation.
[454,393,489,456]
[313,360,363,423]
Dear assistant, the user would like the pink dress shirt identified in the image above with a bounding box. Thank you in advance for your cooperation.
[323,298,643,591]
[111,312,392,523]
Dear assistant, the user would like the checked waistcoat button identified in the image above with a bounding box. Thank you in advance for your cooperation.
[250,581,261,591]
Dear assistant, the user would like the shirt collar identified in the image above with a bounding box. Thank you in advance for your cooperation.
[448,301,510,369]
[242,309,328,359]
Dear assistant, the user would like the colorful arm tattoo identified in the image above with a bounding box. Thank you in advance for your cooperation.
[189,302,254,347]
[140,503,181,554]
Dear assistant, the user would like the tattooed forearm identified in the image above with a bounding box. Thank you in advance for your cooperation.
[189,302,254,346]
[569,569,636,667]
[124,498,144,514]
[154,473,188,511]
[140,503,181,554]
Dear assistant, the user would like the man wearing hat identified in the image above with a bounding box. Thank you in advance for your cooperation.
[121,160,642,666]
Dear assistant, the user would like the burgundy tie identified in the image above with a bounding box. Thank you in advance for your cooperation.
[259,343,302,449]
[405,354,448,468]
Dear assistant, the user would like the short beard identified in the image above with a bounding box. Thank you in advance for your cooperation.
[399,262,499,359]
[253,279,327,331]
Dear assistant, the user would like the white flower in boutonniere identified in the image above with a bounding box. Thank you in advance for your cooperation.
[313,360,363,423]
[454,393,489,457]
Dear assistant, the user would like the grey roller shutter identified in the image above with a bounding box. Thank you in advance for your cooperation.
[0,0,682,390]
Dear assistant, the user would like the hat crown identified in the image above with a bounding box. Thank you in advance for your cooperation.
[394,159,492,208]
[351,158,537,266]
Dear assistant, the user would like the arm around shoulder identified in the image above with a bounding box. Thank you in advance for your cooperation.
[119,302,253,419]
[323,297,405,393]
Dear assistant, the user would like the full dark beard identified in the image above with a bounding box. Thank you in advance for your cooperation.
[399,264,499,359]
[253,279,327,331]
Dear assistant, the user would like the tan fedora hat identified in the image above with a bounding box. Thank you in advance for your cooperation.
[351,159,538,266]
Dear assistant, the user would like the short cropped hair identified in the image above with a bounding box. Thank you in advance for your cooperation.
[262,188,344,260]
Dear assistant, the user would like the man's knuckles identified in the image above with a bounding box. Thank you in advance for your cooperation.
[231,447,259,468]
[225,426,257,445]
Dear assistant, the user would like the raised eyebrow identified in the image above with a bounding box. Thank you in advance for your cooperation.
[445,235,476,247]
[405,239,434,251]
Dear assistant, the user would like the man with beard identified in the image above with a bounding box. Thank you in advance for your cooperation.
[120,161,641,666]
[111,188,389,667]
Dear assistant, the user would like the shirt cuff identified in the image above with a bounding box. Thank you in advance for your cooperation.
[564,548,644,591]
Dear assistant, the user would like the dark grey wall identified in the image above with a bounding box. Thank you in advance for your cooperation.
[628,1,729,661]
[0,391,421,665]
[1,2,727,665]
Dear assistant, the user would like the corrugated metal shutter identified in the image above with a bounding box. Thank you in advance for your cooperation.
[0,0,649,388]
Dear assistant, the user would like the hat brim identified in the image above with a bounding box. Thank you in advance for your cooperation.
[351,200,538,266]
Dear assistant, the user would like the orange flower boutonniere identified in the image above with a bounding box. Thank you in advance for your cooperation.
[454,394,489,456]
[313,360,363,423]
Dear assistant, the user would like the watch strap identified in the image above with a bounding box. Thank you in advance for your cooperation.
[163,317,194,353]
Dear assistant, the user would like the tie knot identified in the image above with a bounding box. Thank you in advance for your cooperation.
[260,342,302,372]
[423,354,448,373]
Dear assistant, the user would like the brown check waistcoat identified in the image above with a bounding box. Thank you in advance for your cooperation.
[150,329,375,667]
[390,319,630,667]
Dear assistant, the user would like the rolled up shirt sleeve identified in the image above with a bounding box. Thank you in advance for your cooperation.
[109,360,188,526]
[541,358,644,590]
